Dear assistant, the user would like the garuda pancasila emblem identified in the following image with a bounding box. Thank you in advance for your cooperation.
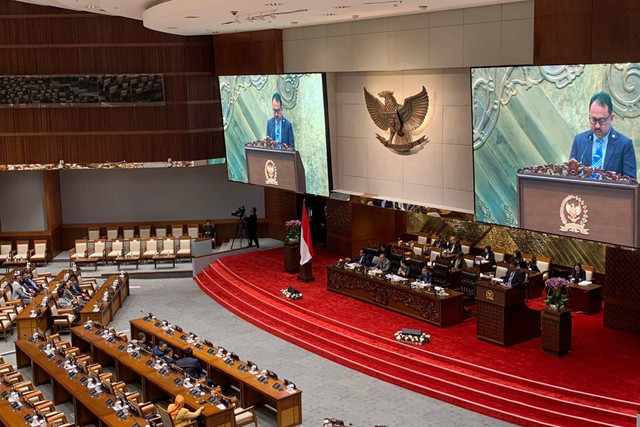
[364,86,429,153]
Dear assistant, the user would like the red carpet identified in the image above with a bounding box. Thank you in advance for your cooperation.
[195,246,640,426]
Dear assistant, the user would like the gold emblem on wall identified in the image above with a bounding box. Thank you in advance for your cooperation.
[364,86,430,153]
[265,159,278,186]
[559,195,589,235]
[485,289,494,301]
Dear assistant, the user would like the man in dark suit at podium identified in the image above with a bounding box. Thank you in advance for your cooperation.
[569,91,636,179]
[266,93,295,148]
[502,259,526,290]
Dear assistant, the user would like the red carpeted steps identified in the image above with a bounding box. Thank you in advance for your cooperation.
[196,261,638,427]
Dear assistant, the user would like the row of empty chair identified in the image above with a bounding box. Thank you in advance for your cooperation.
[87,223,207,240]
[70,237,192,264]
[0,240,48,265]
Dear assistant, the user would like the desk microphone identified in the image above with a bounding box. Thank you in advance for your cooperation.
[578,134,593,164]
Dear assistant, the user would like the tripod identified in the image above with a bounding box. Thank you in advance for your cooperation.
[230,217,248,249]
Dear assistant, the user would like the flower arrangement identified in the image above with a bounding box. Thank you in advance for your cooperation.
[280,288,302,300]
[544,277,570,309]
[394,330,430,345]
[284,219,301,242]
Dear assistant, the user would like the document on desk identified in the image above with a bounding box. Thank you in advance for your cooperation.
[216,404,226,410]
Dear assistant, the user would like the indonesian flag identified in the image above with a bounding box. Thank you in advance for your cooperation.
[300,201,313,265]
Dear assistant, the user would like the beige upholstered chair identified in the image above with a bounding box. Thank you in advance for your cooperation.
[49,300,76,332]
[231,397,258,427]
[143,238,158,261]
[87,227,101,240]
[107,239,124,263]
[23,390,45,404]
[69,239,88,265]
[176,237,191,260]
[33,400,56,414]
[429,247,442,265]
[460,240,471,255]
[583,264,595,281]
[123,227,135,239]
[171,224,184,237]
[536,256,551,279]
[493,247,506,263]
[15,240,31,260]
[188,224,199,239]
[412,245,423,256]
[495,263,509,279]
[0,302,20,322]
[89,239,106,264]
[158,405,197,427]
[139,226,151,239]
[161,237,175,255]
[0,362,14,375]
[31,240,48,265]
[14,380,34,394]
[106,227,119,240]
[155,226,167,238]
[464,255,475,268]
[128,239,141,257]
[45,411,70,426]
[0,241,13,262]
[417,234,428,245]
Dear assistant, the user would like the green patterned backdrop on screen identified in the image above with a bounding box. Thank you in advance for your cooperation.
[472,63,640,227]
[219,74,329,197]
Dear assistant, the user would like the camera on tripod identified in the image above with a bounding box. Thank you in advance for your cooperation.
[231,206,246,219]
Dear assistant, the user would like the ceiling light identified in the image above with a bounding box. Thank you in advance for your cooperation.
[167,26,178,29]
[334,5,350,8]
[265,2,282,5]
[87,5,97,8]
[419,5,428,10]
[291,21,298,25]
[184,16,200,19]
[323,13,337,16]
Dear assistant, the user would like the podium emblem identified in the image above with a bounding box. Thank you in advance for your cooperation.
[265,160,278,185]
[559,195,589,235]
[485,289,494,301]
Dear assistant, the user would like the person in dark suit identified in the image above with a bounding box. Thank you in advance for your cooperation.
[418,266,433,284]
[501,259,526,290]
[511,250,524,268]
[397,259,410,277]
[347,249,371,267]
[152,341,167,358]
[246,207,259,248]
[452,252,466,270]
[176,347,205,379]
[529,255,540,273]
[483,245,496,266]
[202,220,216,249]
[431,235,446,249]
[162,347,176,365]
[266,93,295,148]
[446,237,462,254]
[570,263,587,282]
[569,91,636,178]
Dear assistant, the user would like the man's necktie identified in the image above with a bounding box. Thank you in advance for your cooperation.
[593,138,604,169]
[275,122,281,142]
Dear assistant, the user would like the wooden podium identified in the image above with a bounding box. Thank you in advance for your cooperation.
[517,160,640,247]
[245,146,306,193]
[475,281,541,347]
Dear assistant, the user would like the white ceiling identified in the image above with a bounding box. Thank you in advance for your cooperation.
[13,0,523,36]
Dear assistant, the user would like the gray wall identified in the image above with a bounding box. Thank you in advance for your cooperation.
[0,171,47,232]
[60,165,265,224]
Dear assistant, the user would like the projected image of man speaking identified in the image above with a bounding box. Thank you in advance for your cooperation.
[266,92,295,148]
[569,91,637,178]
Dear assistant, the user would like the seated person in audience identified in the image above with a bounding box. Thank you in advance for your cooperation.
[378,243,390,258]
[56,287,81,317]
[511,250,524,268]
[346,249,371,267]
[397,259,410,277]
[483,245,496,266]
[13,280,34,304]
[452,252,466,270]
[167,394,204,427]
[528,256,540,273]
[372,253,391,273]
[446,237,462,253]
[163,347,176,365]
[68,279,89,301]
[202,220,216,249]
[570,263,587,282]
[22,271,43,293]
[152,341,168,358]
[64,281,87,308]
[418,266,433,284]
[431,235,446,249]
[131,332,151,352]
[501,259,526,290]
[176,347,215,387]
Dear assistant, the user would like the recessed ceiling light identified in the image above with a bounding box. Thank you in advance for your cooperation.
[87,5,97,8]
[291,21,298,25]
[184,16,200,19]
[265,2,282,5]
[167,26,178,29]
[419,5,428,10]
[323,13,337,16]
[334,5,350,8]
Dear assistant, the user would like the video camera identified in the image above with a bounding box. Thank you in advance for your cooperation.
[231,206,246,218]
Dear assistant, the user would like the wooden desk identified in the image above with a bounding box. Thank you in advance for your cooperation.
[15,338,148,426]
[80,275,130,325]
[327,266,464,327]
[73,257,99,271]
[15,271,67,339]
[130,318,303,427]
[152,254,175,269]
[3,259,27,273]
[115,255,140,271]
[71,325,234,427]
[567,283,602,314]
[0,369,56,427]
